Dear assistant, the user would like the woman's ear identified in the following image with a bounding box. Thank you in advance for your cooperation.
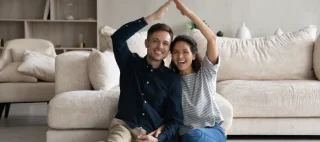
[192,54,196,60]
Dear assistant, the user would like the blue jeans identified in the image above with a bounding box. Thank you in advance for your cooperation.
[181,125,226,142]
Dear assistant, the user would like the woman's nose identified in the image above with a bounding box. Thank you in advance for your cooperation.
[178,53,183,58]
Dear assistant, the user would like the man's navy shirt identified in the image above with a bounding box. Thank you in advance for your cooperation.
[111,17,183,142]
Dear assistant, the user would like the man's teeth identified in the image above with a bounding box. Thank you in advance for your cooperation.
[155,51,162,54]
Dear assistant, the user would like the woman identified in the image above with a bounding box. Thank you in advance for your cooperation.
[151,0,226,141]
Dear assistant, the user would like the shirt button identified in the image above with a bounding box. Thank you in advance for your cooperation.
[144,101,147,103]
[138,20,141,22]
[142,113,145,116]
[146,81,149,84]
[125,25,128,27]
[142,93,144,96]
[151,69,153,72]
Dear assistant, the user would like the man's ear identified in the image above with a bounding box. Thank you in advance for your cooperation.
[145,39,148,48]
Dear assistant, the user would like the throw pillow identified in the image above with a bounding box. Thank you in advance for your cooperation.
[88,49,120,91]
[274,28,284,35]
[0,62,38,82]
[100,25,148,57]
[235,23,251,39]
[11,47,56,62]
[18,50,55,82]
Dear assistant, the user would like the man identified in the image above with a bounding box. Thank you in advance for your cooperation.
[106,1,183,142]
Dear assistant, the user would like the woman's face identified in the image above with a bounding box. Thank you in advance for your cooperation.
[172,41,196,71]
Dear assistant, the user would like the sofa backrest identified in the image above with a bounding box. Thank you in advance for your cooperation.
[189,25,317,81]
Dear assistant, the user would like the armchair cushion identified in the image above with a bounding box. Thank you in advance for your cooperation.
[18,50,55,82]
[88,50,119,91]
[0,82,54,102]
[0,62,38,82]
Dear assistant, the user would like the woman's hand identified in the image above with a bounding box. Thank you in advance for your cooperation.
[148,124,165,138]
[145,0,173,24]
[174,0,191,16]
[174,0,218,64]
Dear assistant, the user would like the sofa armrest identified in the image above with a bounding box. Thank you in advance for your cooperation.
[0,45,13,71]
[216,93,233,133]
[48,88,119,129]
[55,51,92,94]
[314,34,320,80]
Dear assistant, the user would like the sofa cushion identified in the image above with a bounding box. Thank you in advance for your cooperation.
[0,82,55,102]
[0,62,38,83]
[217,80,320,117]
[100,25,172,67]
[189,25,317,81]
[18,50,55,82]
[48,87,120,129]
[88,50,120,91]
[48,86,234,132]
[47,130,108,142]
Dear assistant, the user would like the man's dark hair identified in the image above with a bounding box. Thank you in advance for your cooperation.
[147,23,174,41]
[169,35,202,74]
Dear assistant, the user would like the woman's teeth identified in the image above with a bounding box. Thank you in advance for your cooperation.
[178,61,186,65]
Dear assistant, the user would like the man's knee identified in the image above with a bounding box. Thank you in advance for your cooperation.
[107,125,132,142]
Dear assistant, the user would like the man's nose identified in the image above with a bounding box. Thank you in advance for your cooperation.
[158,43,164,49]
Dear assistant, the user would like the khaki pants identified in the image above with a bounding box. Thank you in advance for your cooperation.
[107,118,147,142]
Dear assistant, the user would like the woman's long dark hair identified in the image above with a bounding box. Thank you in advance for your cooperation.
[169,35,202,74]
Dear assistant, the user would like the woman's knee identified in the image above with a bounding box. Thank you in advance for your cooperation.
[181,129,204,142]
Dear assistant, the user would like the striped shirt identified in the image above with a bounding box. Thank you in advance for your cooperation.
[179,55,224,135]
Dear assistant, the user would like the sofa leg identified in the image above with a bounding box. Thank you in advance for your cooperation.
[0,103,5,120]
[4,103,10,118]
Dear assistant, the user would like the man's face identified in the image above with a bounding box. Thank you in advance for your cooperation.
[145,31,171,61]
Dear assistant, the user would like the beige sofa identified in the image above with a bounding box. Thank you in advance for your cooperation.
[47,50,233,142]
[0,39,56,119]
[190,25,320,135]
[47,24,320,142]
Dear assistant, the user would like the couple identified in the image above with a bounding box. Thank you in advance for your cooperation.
[107,0,225,142]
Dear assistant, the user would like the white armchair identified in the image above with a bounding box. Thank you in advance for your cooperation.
[0,39,56,119]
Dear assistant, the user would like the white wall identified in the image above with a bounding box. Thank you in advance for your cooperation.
[98,0,320,37]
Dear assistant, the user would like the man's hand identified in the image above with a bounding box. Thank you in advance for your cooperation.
[136,135,158,142]
[145,0,173,24]
[174,0,191,16]
[148,124,165,138]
